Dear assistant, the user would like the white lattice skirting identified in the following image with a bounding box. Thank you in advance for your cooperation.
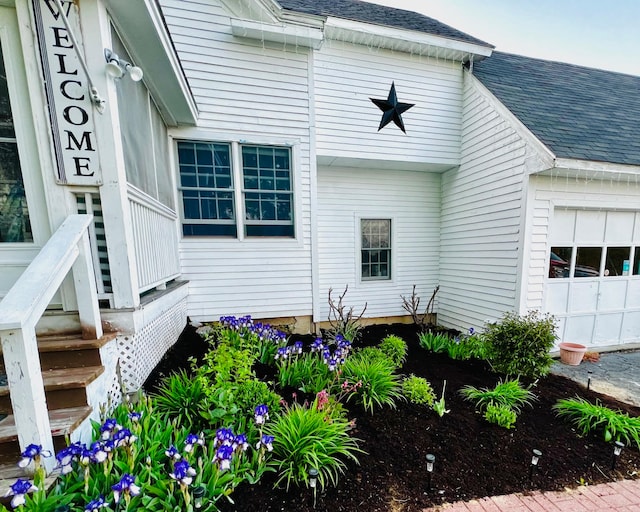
[117,299,188,391]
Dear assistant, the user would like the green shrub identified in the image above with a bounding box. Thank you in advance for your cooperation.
[484,403,518,429]
[483,311,557,379]
[553,397,640,449]
[233,379,282,431]
[459,379,536,413]
[418,332,451,353]
[267,403,363,490]
[401,375,436,406]
[151,370,209,431]
[340,353,403,414]
[378,335,407,368]
[354,346,392,366]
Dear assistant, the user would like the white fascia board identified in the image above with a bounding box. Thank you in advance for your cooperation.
[219,0,280,24]
[552,158,640,177]
[105,0,198,126]
[230,18,324,49]
[323,17,493,61]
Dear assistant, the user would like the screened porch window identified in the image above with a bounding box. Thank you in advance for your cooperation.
[361,219,391,280]
[0,44,31,243]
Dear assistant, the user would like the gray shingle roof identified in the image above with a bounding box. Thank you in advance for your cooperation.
[473,52,640,166]
[277,0,491,48]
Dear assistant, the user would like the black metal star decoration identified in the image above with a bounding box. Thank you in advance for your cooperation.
[370,82,415,134]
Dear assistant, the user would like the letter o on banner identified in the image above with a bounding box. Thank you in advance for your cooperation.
[63,105,89,126]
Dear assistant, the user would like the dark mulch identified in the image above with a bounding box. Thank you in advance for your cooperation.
[145,323,640,512]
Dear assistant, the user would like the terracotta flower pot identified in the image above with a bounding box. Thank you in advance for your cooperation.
[559,342,587,366]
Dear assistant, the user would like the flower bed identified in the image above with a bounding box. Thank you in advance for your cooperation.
[5,318,640,512]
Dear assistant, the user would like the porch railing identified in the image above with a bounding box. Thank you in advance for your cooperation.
[127,184,180,293]
[0,214,102,471]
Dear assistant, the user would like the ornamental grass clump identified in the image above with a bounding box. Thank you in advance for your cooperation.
[460,379,536,429]
[340,351,404,414]
[483,311,557,380]
[266,394,363,490]
[553,397,640,449]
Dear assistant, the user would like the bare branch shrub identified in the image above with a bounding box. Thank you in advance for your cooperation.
[327,285,367,342]
[401,285,440,330]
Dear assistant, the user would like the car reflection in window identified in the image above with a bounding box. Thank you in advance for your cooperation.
[549,252,599,278]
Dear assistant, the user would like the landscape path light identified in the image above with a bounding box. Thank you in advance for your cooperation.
[425,453,435,491]
[308,467,319,508]
[612,441,624,470]
[529,449,542,480]
[587,370,593,391]
[193,485,206,509]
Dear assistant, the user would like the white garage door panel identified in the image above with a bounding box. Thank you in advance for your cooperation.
[628,281,640,308]
[605,212,635,243]
[598,280,628,311]
[564,315,595,343]
[550,209,576,243]
[621,311,640,342]
[568,281,598,312]
[593,313,623,344]
[546,282,569,313]
[575,210,606,243]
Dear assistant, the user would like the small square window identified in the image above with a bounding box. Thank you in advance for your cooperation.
[361,219,391,280]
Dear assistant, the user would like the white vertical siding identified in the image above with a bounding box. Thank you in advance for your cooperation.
[317,167,440,321]
[314,41,463,166]
[160,0,313,320]
[438,74,529,331]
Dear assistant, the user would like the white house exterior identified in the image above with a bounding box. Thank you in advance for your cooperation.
[0,0,639,462]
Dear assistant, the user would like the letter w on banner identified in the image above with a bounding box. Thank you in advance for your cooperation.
[32,0,102,185]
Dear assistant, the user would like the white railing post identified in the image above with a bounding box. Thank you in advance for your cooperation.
[73,230,103,340]
[0,324,55,473]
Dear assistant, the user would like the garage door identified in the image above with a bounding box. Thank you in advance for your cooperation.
[545,208,640,347]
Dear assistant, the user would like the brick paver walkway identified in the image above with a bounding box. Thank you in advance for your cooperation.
[423,479,640,511]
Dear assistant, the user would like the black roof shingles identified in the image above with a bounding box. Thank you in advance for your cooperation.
[473,52,640,166]
[277,0,491,47]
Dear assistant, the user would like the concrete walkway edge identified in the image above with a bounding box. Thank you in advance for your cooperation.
[423,479,640,511]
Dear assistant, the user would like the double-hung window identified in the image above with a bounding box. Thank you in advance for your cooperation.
[361,219,391,280]
[177,141,294,238]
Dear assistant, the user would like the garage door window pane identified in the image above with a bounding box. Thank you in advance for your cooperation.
[549,247,572,279]
[575,247,601,278]
[604,247,631,277]
[634,248,640,275]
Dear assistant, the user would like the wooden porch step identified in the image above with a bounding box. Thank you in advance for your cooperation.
[0,406,92,465]
[37,332,115,371]
[0,366,104,414]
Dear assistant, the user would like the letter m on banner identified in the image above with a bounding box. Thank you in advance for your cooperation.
[32,0,102,185]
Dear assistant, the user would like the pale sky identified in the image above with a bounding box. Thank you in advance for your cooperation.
[367,0,640,76]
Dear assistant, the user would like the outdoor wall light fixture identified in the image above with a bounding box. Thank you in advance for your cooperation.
[193,485,206,509]
[104,49,144,82]
[612,441,625,470]
[425,453,436,490]
[529,449,542,480]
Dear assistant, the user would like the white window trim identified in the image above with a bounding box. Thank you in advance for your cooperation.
[355,214,395,285]
[171,130,302,244]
